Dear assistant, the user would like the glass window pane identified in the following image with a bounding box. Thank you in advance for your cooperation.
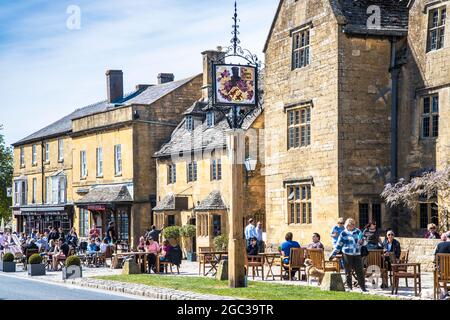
[423,117,430,137]
[433,115,439,137]
[432,96,439,113]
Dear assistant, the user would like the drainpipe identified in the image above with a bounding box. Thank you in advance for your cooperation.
[389,37,400,234]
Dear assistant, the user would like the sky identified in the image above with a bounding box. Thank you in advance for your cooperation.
[0,0,278,147]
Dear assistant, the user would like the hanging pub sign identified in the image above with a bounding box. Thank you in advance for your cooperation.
[212,64,258,107]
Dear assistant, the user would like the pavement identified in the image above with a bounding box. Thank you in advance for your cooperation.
[0,260,438,300]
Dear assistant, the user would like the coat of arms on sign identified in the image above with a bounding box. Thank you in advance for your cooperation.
[215,65,256,105]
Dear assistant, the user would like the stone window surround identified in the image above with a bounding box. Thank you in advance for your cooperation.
[186,161,198,183]
[286,183,312,225]
[32,144,37,166]
[291,23,312,70]
[58,139,64,162]
[286,103,312,150]
[114,144,122,176]
[20,146,25,168]
[426,4,447,52]
[13,178,27,206]
[167,163,177,184]
[420,94,439,139]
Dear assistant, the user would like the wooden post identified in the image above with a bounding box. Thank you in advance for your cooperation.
[226,129,246,288]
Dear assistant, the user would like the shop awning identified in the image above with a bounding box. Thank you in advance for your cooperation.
[75,184,133,205]
[13,205,72,216]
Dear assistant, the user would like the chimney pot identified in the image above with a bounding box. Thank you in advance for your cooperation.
[157,73,175,84]
[106,70,123,103]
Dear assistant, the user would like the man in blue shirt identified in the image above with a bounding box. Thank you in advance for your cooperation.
[244,219,257,247]
[280,232,301,279]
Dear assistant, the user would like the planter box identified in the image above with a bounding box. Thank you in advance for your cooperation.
[0,261,16,273]
[62,266,82,280]
[28,264,46,276]
[186,252,197,262]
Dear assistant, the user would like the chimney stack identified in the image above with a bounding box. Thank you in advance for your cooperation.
[157,73,175,84]
[106,70,123,103]
[201,48,226,100]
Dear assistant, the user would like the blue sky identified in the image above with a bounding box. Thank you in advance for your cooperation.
[0,0,278,146]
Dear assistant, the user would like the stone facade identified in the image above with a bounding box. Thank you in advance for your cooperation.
[263,0,449,247]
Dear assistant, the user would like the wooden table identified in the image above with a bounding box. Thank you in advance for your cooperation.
[197,251,228,276]
[259,253,281,280]
[391,263,421,296]
[113,252,149,272]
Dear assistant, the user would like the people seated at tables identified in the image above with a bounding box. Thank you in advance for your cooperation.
[22,238,39,253]
[280,232,301,279]
[52,238,70,271]
[137,237,146,252]
[58,227,65,242]
[31,229,38,240]
[48,227,59,242]
[36,233,49,252]
[100,239,109,254]
[247,237,259,256]
[307,233,324,249]
[87,238,100,254]
[145,238,160,273]
[159,240,172,262]
[362,220,382,250]
[89,224,100,240]
[424,223,440,239]
[95,237,102,249]
[381,230,401,288]
[435,232,450,255]
[66,227,79,248]
[48,239,56,253]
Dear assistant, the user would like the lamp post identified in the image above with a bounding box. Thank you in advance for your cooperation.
[208,1,262,288]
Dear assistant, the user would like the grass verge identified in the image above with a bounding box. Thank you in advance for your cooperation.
[95,275,392,300]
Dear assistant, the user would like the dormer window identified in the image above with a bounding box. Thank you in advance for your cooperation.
[206,112,215,128]
[186,116,194,131]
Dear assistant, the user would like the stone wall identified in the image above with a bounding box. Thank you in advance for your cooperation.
[396,237,440,272]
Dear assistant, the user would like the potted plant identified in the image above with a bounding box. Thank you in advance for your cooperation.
[62,256,82,280]
[27,254,46,276]
[214,234,229,252]
[162,226,181,246]
[0,253,16,272]
[180,224,197,261]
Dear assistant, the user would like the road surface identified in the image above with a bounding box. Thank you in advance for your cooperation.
[0,274,141,300]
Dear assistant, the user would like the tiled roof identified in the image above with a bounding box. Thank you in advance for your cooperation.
[264,0,409,52]
[154,103,262,158]
[335,0,409,36]
[195,190,228,211]
[13,75,200,146]
[75,184,133,204]
[153,193,175,211]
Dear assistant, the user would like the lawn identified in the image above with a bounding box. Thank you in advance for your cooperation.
[95,275,392,300]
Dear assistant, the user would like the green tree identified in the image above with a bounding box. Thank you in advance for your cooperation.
[0,125,13,223]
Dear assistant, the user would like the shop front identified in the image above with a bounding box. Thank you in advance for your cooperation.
[13,205,74,235]
[75,184,133,244]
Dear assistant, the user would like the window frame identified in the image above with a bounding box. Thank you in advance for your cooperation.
[96,147,103,177]
[206,112,215,128]
[32,178,37,204]
[287,184,312,225]
[14,179,27,206]
[167,163,177,184]
[419,202,439,229]
[32,145,37,166]
[187,161,198,182]
[427,6,446,52]
[58,139,64,162]
[421,95,439,139]
[114,145,122,176]
[287,106,311,150]
[80,150,87,179]
[210,158,222,181]
[20,147,25,168]
[292,27,311,70]
[45,142,50,163]
[186,116,194,131]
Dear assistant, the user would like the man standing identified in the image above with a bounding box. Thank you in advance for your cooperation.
[255,221,264,253]
[244,219,256,247]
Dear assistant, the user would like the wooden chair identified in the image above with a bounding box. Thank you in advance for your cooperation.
[391,263,421,296]
[245,253,264,280]
[198,247,214,276]
[434,254,450,300]
[395,250,410,286]
[280,247,306,281]
[365,250,389,287]
[306,248,340,273]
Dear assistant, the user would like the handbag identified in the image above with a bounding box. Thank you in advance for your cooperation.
[360,245,369,257]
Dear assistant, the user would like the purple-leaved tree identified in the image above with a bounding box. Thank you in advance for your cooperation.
[381,166,450,233]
